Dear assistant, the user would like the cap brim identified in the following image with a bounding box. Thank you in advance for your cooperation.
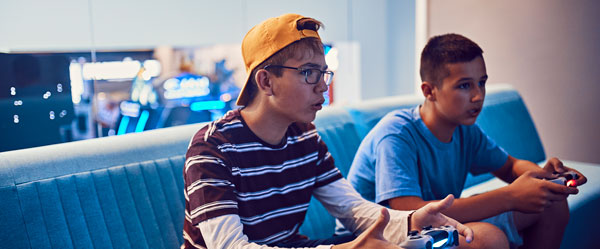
[235,73,252,106]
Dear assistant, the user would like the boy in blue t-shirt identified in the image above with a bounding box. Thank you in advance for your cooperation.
[347,34,587,249]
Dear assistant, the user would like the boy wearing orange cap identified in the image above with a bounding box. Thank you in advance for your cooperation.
[182,14,473,249]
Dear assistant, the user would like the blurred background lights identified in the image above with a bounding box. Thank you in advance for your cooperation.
[43,91,51,99]
[10,87,16,96]
[57,83,63,93]
[69,62,84,104]
[13,115,19,124]
[14,100,22,106]
[60,110,67,118]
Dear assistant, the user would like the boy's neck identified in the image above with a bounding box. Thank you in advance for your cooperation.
[419,102,458,143]
[240,102,291,145]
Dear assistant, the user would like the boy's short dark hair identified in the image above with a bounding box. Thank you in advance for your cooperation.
[419,33,483,86]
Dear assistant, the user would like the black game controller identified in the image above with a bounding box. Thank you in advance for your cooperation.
[546,171,579,187]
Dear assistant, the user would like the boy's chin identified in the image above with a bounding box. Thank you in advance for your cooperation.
[461,117,478,126]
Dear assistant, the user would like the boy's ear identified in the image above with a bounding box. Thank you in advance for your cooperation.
[255,69,274,96]
[421,81,436,101]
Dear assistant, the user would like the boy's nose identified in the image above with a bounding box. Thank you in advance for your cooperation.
[471,87,485,102]
[315,77,328,93]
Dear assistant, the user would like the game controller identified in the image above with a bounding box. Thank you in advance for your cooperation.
[400,225,458,249]
[546,171,580,187]
[399,230,433,249]
[421,225,459,248]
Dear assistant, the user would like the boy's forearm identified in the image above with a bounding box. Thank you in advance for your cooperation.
[439,187,514,222]
[390,188,513,223]
[494,156,542,183]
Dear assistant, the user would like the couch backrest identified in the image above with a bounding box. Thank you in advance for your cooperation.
[0,123,203,249]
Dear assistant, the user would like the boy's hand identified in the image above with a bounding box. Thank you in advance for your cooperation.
[411,195,474,243]
[332,208,402,249]
[543,157,588,186]
[507,171,578,213]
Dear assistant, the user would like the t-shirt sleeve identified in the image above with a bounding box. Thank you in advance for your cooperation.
[375,134,422,205]
[184,137,238,226]
[468,125,509,175]
[315,133,343,188]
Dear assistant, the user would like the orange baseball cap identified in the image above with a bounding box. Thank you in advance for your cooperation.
[236,13,322,106]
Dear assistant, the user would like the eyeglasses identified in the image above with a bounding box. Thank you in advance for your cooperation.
[264,65,334,86]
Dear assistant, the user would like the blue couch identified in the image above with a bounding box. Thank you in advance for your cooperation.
[1,84,597,249]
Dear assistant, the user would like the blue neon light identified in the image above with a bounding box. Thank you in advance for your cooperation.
[433,238,448,248]
[135,110,149,133]
[190,101,225,111]
[118,116,130,135]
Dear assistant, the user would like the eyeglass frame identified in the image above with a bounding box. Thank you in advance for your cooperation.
[263,65,334,86]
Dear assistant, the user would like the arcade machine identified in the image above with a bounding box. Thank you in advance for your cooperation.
[0,53,75,152]
[153,59,239,129]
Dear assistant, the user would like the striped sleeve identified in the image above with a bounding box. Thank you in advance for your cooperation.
[185,138,238,225]
[314,132,343,188]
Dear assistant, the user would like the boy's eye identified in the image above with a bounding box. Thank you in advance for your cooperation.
[458,83,470,89]
[478,80,486,87]
[301,69,315,76]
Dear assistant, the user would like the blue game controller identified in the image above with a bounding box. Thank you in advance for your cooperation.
[421,225,459,248]
[399,225,458,249]
[399,230,433,249]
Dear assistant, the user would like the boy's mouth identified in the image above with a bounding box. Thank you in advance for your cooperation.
[468,108,481,116]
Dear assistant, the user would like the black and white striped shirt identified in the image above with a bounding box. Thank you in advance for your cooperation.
[183,109,343,248]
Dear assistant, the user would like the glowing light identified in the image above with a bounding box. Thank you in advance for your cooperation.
[567,179,577,187]
[57,83,63,92]
[433,238,448,248]
[120,101,140,117]
[49,111,55,120]
[325,47,339,71]
[69,62,84,104]
[13,115,19,124]
[13,100,22,106]
[221,93,232,102]
[43,91,51,99]
[10,87,16,96]
[163,76,210,99]
[190,101,225,111]
[59,110,67,118]
[135,110,150,133]
[143,60,161,77]
[117,116,130,135]
[82,60,141,80]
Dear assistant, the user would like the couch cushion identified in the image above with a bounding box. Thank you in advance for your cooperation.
[9,156,186,249]
[0,123,202,249]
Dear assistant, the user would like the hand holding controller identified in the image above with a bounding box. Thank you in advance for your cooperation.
[546,171,580,187]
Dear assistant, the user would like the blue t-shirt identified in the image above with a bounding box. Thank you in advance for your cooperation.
[348,106,508,204]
